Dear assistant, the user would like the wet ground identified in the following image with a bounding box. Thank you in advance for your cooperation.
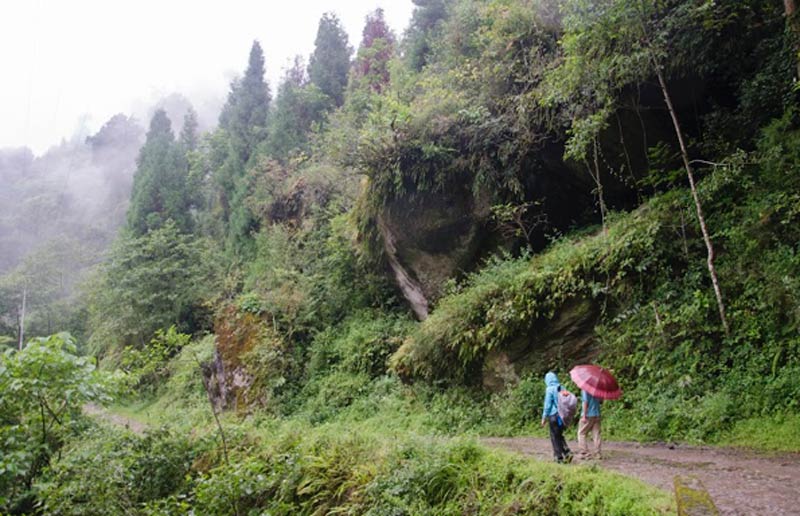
[483,437,800,516]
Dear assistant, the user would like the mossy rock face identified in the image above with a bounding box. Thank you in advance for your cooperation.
[379,184,492,312]
[482,297,600,391]
[203,306,265,412]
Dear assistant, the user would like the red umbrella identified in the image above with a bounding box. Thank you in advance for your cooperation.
[569,365,622,400]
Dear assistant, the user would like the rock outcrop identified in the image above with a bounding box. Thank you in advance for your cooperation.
[203,307,260,412]
[377,185,493,320]
[481,297,601,391]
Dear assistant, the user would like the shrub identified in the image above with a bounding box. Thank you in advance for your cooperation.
[0,334,118,513]
[37,426,201,516]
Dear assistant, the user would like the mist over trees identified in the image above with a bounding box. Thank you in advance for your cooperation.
[0,115,144,272]
[0,94,211,346]
[0,114,145,345]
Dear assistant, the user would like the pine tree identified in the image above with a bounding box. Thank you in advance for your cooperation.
[219,40,271,164]
[404,0,448,71]
[211,41,273,254]
[127,110,191,235]
[308,13,352,107]
[267,57,329,161]
[180,106,199,151]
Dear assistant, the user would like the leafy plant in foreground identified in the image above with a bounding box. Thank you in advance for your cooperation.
[0,333,117,513]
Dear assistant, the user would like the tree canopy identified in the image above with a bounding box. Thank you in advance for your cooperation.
[127,110,191,235]
[308,13,352,107]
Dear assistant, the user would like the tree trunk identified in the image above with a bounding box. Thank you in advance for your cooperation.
[786,0,800,80]
[585,139,609,234]
[786,0,796,17]
[18,287,27,350]
[654,68,730,337]
[616,112,641,203]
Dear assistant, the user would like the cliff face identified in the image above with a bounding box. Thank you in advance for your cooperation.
[371,80,696,339]
[377,185,493,320]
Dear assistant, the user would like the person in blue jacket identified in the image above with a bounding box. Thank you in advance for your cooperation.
[578,389,603,459]
[540,371,572,463]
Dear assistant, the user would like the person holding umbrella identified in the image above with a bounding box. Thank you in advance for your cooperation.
[569,365,622,461]
[578,389,603,459]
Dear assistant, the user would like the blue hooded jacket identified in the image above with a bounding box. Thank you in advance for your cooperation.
[542,372,560,419]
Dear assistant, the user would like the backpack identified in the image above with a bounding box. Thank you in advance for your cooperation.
[557,387,578,427]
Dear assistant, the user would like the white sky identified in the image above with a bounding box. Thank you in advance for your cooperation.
[0,0,414,155]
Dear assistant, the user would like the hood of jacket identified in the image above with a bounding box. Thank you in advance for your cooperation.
[544,372,560,388]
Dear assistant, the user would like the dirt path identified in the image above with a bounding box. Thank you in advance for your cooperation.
[483,437,800,516]
[83,404,147,435]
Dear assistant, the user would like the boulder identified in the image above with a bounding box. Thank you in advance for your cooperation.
[378,185,492,320]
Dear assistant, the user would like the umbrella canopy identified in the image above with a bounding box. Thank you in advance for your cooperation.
[569,365,622,400]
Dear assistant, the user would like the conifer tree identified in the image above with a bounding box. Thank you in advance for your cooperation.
[219,40,271,164]
[404,0,448,71]
[127,110,191,235]
[267,57,329,161]
[308,13,352,107]
[179,106,199,151]
[212,41,272,253]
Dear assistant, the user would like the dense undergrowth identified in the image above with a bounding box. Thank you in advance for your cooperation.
[37,419,673,515]
[32,336,673,516]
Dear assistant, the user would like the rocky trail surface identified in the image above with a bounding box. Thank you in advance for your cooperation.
[483,437,800,516]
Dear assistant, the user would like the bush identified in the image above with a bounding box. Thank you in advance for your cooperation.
[0,333,118,513]
[119,326,192,394]
[307,311,413,379]
[37,426,201,516]
[187,426,672,515]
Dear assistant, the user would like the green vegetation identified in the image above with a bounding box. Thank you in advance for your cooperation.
[2,0,799,513]
[0,334,118,513]
[721,414,800,452]
[33,338,672,515]
[36,420,673,516]
[398,112,800,444]
[128,110,192,236]
[85,221,218,355]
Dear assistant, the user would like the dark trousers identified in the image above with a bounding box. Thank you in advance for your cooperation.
[548,415,571,462]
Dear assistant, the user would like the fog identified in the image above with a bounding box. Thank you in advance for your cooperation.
[0,0,414,155]
[0,0,415,269]
[0,113,145,273]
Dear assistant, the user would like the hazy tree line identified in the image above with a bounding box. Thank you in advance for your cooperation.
[0,9,404,352]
